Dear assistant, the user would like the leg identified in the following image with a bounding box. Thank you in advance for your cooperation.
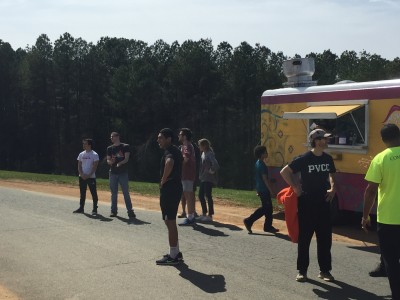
[378,223,400,300]
[246,192,268,225]
[119,172,133,214]
[180,194,187,216]
[297,198,314,274]
[204,182,214,216]
[315,206,332,273]
[198,182,208,215]
[87,178,99,212]
[109,173,118,214]
[78,176,87,209]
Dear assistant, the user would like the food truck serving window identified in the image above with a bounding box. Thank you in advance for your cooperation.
[282,101,368,149]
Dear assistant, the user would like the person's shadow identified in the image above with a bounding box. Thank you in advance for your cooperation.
[211,221,242,231]
[191,223,228,237]
[307,278,390,299]
[175,262,226,293]
[116,216,151,225]
[83,213,113,222]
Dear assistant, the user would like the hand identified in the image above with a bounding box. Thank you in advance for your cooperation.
[361,216,371,232]
[325,189,335,202]
[293,186,303,196]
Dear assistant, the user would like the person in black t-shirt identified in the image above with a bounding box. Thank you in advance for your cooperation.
[281,129,337,283]
[106,132,135,219]
[156,128,183,265]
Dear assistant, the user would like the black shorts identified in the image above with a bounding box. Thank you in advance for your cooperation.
[160,181,183,220]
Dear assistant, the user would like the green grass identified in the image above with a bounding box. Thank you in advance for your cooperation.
[0,170,281,209]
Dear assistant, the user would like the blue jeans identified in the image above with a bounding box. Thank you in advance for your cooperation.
[109,172,133,213]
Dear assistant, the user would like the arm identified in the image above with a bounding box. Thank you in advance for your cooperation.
[208,153,219,174]
[325,173,337,202]
[88,160,99,177]
[78,160,85,179]
[362,182,378,231]
[161,157,174,186]
[262,174,276,197]
[280,165,302,196]
[116,152,130,168]
[107,154,115,166]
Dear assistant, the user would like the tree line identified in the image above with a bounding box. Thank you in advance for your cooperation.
[0,33,399,189]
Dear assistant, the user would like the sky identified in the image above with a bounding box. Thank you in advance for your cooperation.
[1,0,399,60]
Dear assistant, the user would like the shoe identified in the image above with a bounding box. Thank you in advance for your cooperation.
[178,212,187,218]
[296,272,308,282]
[264,226,279,233]
[110,212,117,217]
[156,254,180,265]
[196,215,212,222]
[163,252,183,261]
[318,271,335,282]
[73,208,84,213]
[128,210,136,219]
[369,263,387,277]
[179,218,195,226]
[91,209,97,216]
[243,218,252,234]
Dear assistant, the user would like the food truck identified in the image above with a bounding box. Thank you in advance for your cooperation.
[261,58,400,216]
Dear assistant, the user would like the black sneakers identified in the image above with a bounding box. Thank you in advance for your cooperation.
[73,208,84,214]
[243,218,252,234]
[156,253,182,265]
[369,263,387,277]
[128,210,136,219]
[264,226,279,233]
[110,212,117,217]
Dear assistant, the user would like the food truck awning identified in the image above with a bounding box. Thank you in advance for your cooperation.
[283,104,362,119]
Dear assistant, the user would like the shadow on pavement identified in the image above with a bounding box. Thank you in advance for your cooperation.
[175,262,226,294]
[116,216,151,225]
[83,213,113,222]
[191,223,228,237]
[307,278,389,300]
[211,221,242,231]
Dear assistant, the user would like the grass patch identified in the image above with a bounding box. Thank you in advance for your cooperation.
[0,170,280,209]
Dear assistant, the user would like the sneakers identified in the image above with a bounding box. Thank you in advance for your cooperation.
[156,254,180,265]
[177,212,187,218]
[73,208,84,214]
[243,218,252,234]
[318,271,335,282]
[179,218,195,226]
[162,252,183,261]
[91,209,97,216]
[110,212,118,217]
[196,215,213,222]
[264,226,279,233]
[296,272,308,282]
[128,210,136,219]
[369,263,387,277]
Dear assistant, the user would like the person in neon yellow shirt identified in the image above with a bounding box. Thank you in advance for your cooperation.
[363,123,400,300]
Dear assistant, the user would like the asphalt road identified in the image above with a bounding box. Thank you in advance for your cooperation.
[0,186,391,300]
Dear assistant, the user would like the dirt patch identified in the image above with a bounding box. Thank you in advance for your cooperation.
[0,179,378,247]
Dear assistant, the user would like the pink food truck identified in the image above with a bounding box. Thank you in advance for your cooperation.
[261,58,400,219]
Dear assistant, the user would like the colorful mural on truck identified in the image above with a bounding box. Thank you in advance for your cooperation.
[261,79,400,213]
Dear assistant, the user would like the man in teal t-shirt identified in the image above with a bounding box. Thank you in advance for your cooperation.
[363,123,400,300]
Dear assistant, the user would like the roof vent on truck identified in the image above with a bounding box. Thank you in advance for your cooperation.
[283,58,317,88]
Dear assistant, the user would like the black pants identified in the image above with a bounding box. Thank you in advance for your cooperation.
[246,192,273,230]
[297,194,332,273]
[79,177,98,209]
[377,223,400,300]
[198,181,214,215]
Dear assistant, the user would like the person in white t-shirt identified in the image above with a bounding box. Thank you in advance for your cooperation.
[73,138,100,215]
